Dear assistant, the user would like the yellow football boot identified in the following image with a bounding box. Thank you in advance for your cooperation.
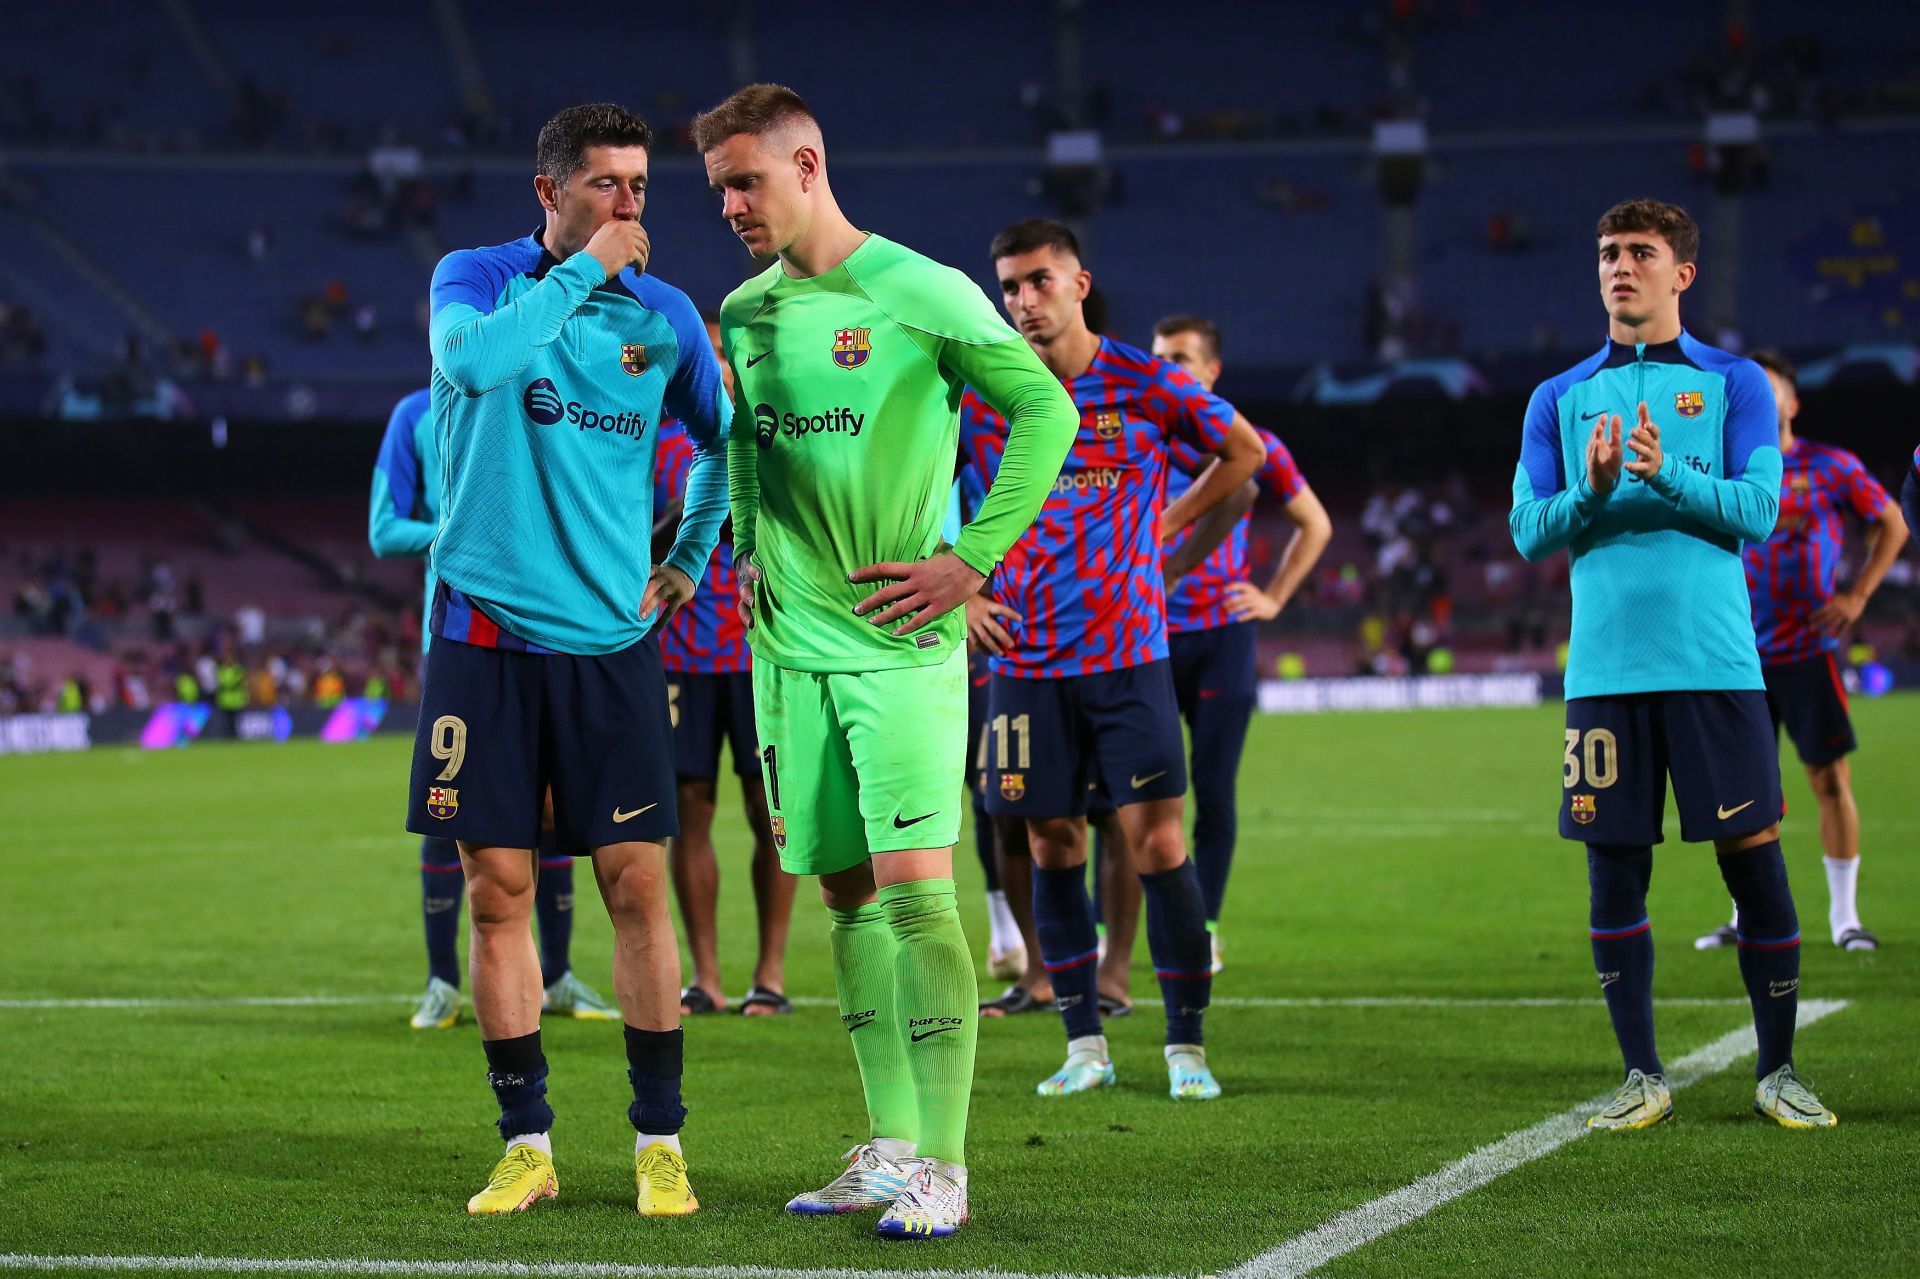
[636,1141,699,1216]
[465,1142,558,1215]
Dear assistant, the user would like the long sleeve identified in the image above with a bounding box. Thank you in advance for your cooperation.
[720,319,760,564]
[368,395,435,558]
[939,336,1078,575]
[652,285,732,586]
[1510,382,1606,561]
[1642,359,1780,543]
[429,250,603,397]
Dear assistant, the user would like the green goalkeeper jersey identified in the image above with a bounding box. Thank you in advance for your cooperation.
[721,233,1077,674]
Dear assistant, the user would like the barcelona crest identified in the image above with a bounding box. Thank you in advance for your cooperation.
[621,343,648,377]
[770,815,787,850]
[1000,772,1026,802]
[1674,390,1704,418]
[832,327,872,370]
[1790,474,1812,493]
[1570,793,1597,825]
[1092,408,1123,441]
[427,786,460,820]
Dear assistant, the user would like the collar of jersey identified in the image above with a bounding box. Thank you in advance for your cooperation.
[524,228,641,298]
[764,232,881,299]
[1601,330,1695,369]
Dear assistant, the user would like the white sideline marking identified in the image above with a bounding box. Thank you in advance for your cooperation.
[1223,998,1850,1279]
[0,994,1748,1012]
[0,1257,1149,1279]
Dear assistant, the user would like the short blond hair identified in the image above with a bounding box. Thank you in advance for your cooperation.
[692,84,817,153]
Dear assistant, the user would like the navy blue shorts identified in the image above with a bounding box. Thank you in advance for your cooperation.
[668,669,759,780]
[1169,621,1259,709]
[983,660,1187,818]
[1560,692,1783,845]
[968,651,992,813]
[1763,654,1856,766]
[406,633,678,850]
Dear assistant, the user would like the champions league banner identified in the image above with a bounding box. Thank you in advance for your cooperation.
[0,700,418,755]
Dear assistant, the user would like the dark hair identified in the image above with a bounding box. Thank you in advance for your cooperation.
[1595,198,1700,265]
[536,104,652,184]
[692,83,816,152]
[1748,348,1796,389]
[989,218,1081,263]
[1154,314,1221,362]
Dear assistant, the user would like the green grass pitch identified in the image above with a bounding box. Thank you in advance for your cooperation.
[2,698,1916,1277]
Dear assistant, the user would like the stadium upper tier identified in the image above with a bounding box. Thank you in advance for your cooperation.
[2,2,1918,382]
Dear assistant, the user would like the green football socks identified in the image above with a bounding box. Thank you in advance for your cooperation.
[828,901,916,1145]
[879,878,978,1166]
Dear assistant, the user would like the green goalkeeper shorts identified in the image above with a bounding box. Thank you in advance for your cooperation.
[751,647,968,877]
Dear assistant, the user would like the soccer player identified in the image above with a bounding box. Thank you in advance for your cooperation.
[963,218,1266,1102]
[1905,445,1920,541]
[652,317,798,1016]
[697,84,1077,1239]
[370,386,618,1029]
[953,472,1030,985]
[1151,315,1331,972]
[407,103,730,1216]
[1510,198,1836,1131]
[1692,350,1906,954]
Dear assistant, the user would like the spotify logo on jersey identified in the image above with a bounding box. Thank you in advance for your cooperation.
[753,401,866,449]
[524,378,566,426]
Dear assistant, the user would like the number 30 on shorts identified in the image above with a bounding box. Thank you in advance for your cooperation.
[1563,727,1618,789]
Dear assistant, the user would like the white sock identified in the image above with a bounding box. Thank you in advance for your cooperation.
[870,1136,917,1163]
[1067,1033,1109,1061]
[1824,856,1861,939]
[1165,1043,1206,1064]
[506,1131,552,1157]
[635,1132,681,1155]
[985,890,1018,953]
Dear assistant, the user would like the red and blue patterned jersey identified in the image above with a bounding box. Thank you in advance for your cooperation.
[653,418,750,674]
[1743,438,1890,663]
[959,336,1236,679]
[1164,426,1307,633]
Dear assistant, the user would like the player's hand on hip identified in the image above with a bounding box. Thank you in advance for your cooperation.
[1624,401,1663,479]
[1587,412,1625,496]
[639,564,696,627]
[1809,589,1867,634]
[1224,580,1281,622]
[965,594,1021,656]
[850,550,987,636]
[736,554,761,630]
[584,218,651,280]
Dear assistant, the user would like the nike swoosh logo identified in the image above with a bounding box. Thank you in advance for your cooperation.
[1130,771,1168,788]
[612,804,660,823]
[911,1026,960,1042]
[892,811,938,829]
[744,351,771,367]
[1716,800,1756,820]
[1769,984,1799,999]
[844,1015,876,1032]
[1580,410,1607,421]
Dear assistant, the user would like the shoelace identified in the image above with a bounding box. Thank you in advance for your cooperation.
[638,1148,685,1194]
[485,1147,543,1191]
[1773,1072,1821,1113]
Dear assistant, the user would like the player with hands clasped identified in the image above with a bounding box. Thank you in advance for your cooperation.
[1511,199,1836,1135]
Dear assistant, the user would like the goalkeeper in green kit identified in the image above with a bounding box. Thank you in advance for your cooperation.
[695,84,1078,1239]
